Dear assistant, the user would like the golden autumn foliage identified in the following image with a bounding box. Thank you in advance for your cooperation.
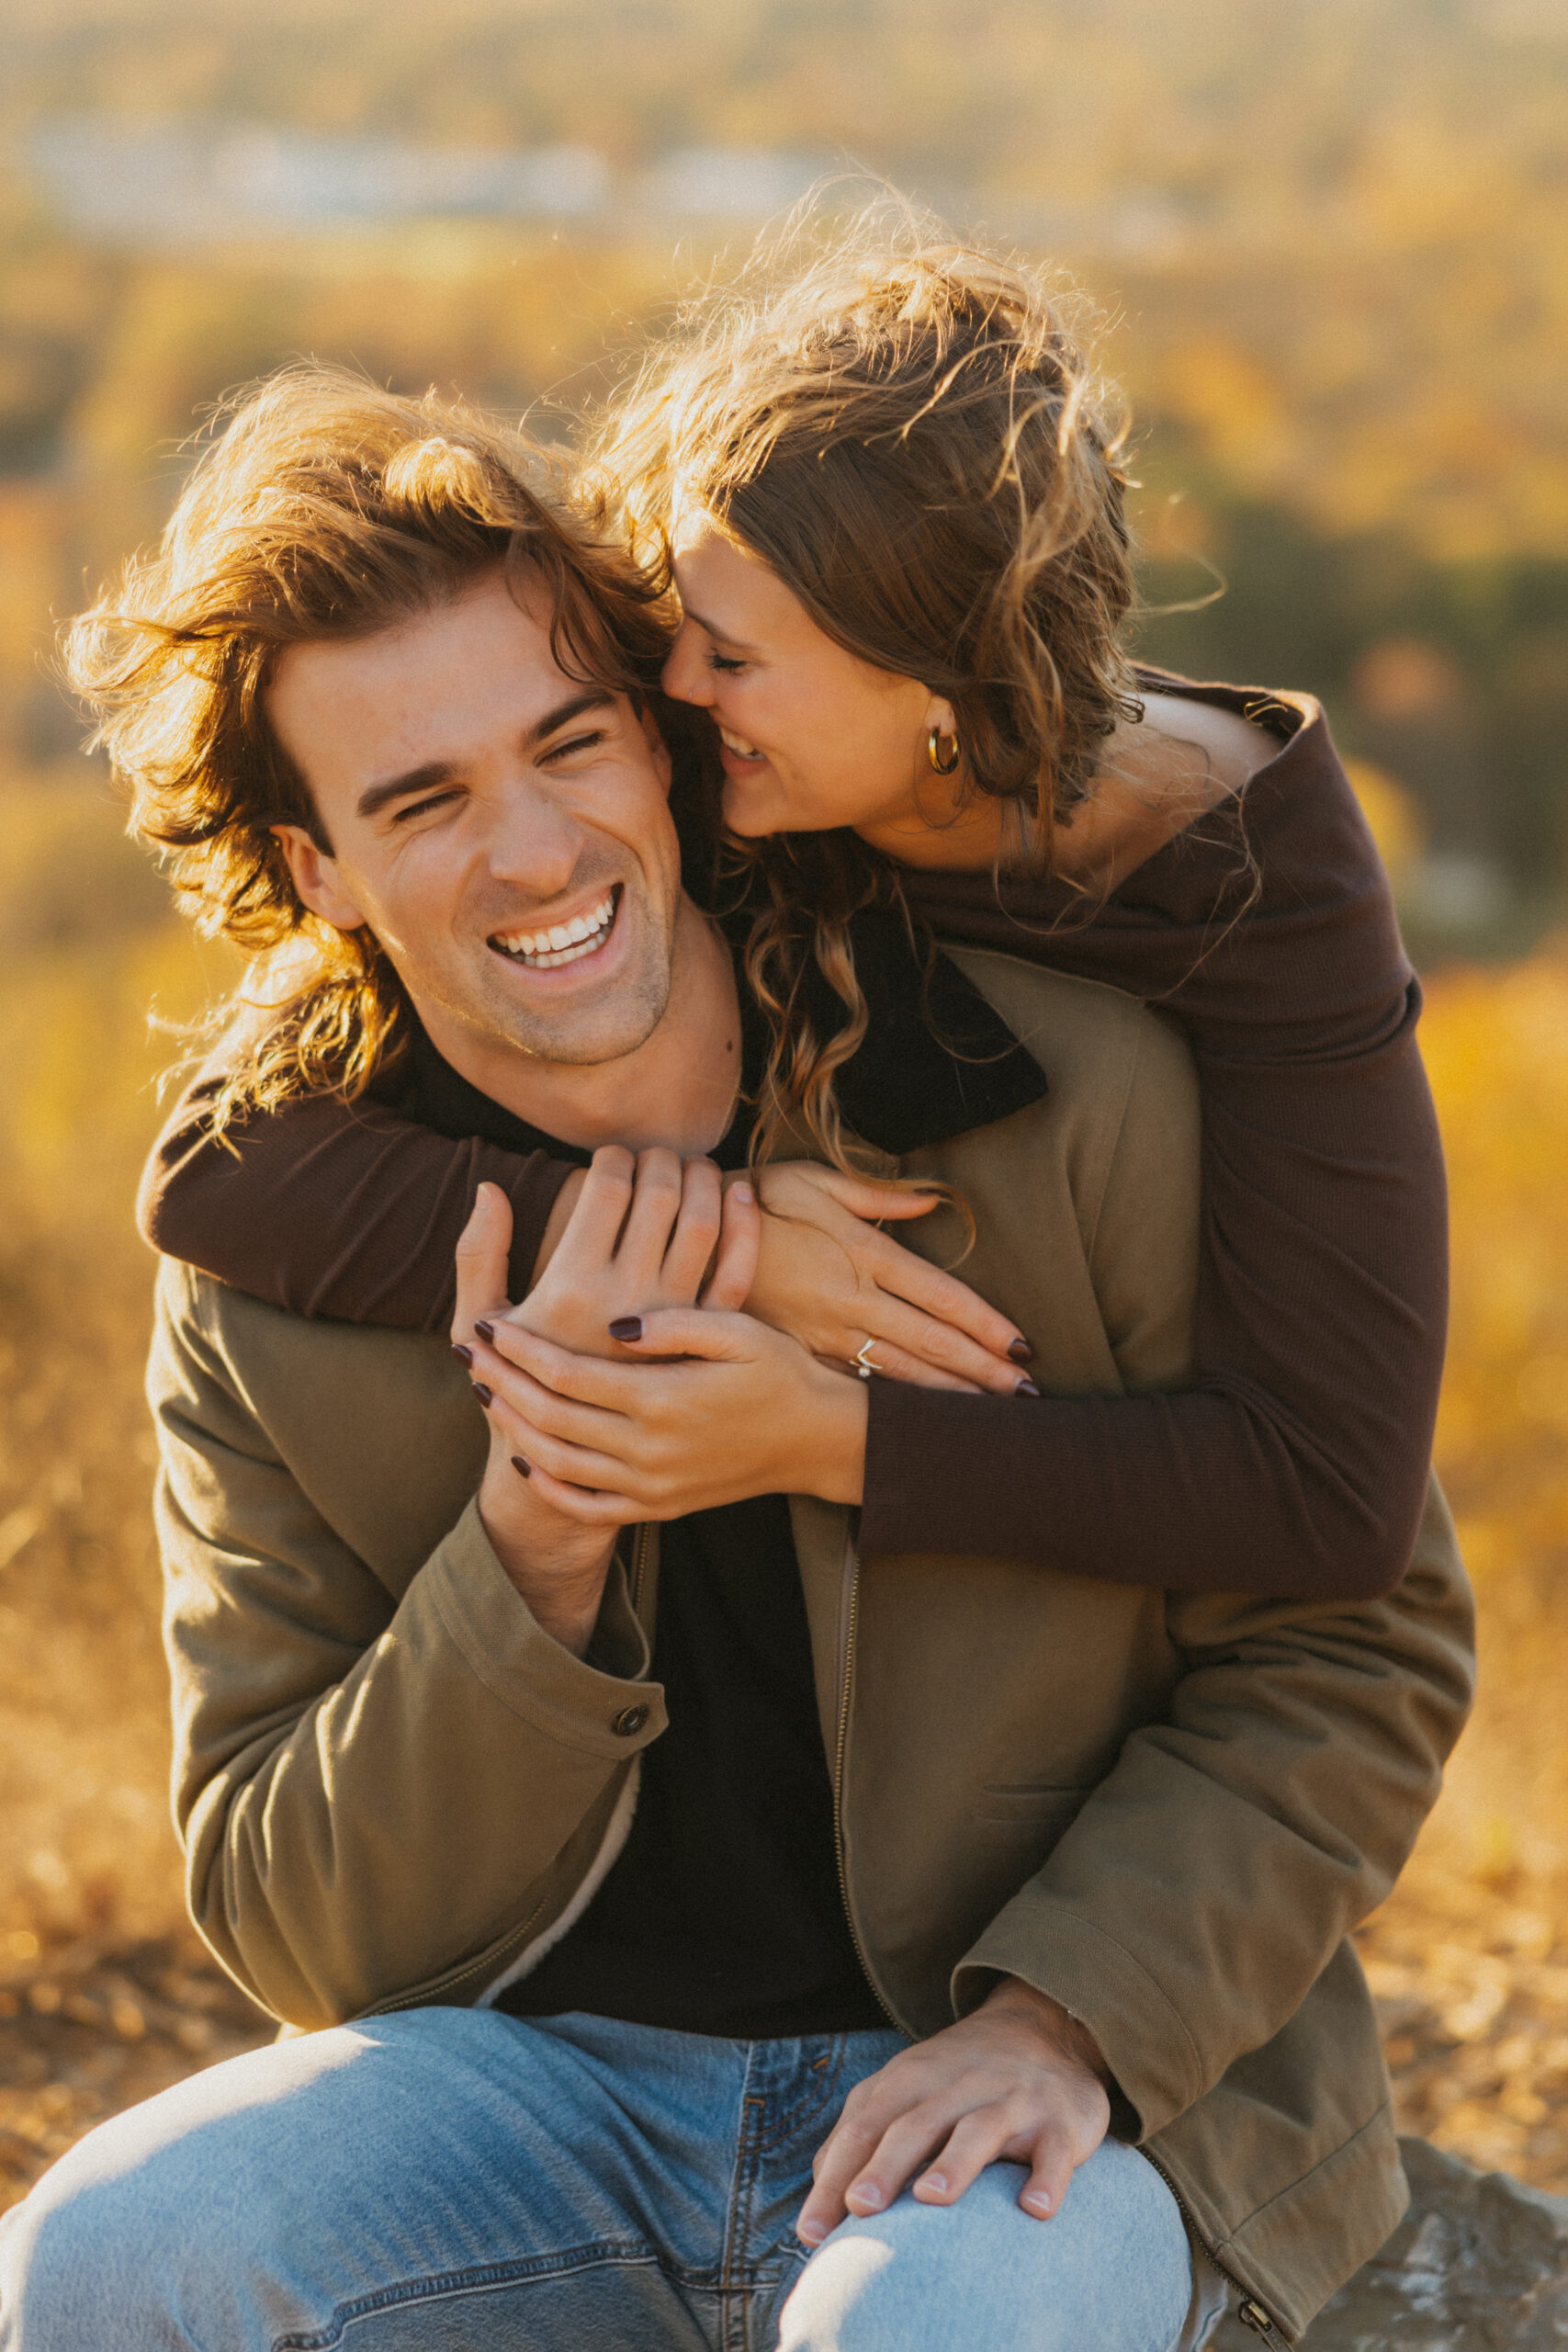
[1416,949,1568,1880]
[0,0,1563,2211]
[1350,946,1568,2190]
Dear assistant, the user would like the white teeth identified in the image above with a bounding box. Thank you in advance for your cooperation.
[720,729,761,757]
[493,890,616,968]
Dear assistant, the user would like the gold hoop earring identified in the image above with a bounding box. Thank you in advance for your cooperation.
[928,725,961,776]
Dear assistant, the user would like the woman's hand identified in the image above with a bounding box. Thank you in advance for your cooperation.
[463,1305,869,1525]
[746,1161,1035,1394]
[525,1148,1032,1394]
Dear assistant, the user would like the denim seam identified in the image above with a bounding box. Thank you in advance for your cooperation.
[270,2239,662,2350]
[721,2080,767,2352]
[754,2038,850,2155]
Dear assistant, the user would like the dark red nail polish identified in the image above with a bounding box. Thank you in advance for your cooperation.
[471,1381,492,1407]
[1008,1337,1034,1364]
[511,1455,531,1479]
[474,1319,494,1344]
[451,1343,472,1366]
[1015,1378,1041,1398]
[608,1316,643,1342]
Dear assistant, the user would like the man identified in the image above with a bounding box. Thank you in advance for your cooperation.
[0,372,1473,2351]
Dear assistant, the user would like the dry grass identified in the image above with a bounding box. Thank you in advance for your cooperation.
[1353,942,1568,2194]
[0,1932,268,2208]
[0,775,1565,2208]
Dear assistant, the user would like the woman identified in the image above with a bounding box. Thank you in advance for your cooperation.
[141,209,1447,1600]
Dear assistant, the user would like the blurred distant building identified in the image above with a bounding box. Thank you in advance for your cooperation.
[635,147,821,220]
[21,118,827,244]
[24,118,610,237]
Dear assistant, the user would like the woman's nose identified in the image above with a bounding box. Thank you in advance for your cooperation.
[662,623,710,707]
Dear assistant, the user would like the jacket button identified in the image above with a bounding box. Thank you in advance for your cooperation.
[612,1704,649,1737]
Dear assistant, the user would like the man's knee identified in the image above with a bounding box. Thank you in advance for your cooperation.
[0,2127,178,2349]
[776,2144,1195,2352]
[0,2025,378,2349]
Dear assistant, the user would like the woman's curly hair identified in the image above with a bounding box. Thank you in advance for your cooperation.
[589,191,1140,1170]
[62,365,679,1134]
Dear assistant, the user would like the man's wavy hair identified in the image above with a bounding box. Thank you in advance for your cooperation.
[63,366,677,1132]
[591,193,1141,1170]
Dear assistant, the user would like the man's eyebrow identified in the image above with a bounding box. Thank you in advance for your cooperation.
[354,690,619,821]
[527,687,619,745]
[356,762,457,821]
[680,606,759,653]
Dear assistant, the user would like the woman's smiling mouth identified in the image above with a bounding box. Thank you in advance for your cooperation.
[491,887,619,969]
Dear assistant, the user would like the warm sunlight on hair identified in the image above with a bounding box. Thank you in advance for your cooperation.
[62,368,677,1135]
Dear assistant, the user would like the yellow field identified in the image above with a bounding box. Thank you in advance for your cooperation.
[0,773,1565,2193]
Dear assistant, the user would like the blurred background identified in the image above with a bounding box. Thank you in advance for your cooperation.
[1,0,1566,2209]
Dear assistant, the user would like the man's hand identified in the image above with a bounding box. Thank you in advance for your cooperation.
[516,1145,761,1356]
[746,1162,1034,1394]
[453,1185,617,1657]
[795,1977,1112,2246]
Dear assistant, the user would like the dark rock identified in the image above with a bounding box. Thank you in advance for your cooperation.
[1212,2139,1568,2349]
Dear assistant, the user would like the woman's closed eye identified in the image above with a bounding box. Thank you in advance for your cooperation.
[706,651,747,675]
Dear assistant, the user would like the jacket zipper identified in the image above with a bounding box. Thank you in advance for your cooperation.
[1141,2151,1287,2346]
[627,1521,652,1614]
[362,1891,550,2017]
[830,1546,903,2033]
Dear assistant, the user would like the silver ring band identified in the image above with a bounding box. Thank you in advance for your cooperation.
[854,1339,878,1380]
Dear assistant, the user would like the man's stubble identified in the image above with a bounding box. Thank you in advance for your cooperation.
[403,856,677,1077]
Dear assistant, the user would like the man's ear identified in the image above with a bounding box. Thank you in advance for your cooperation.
[271,824,369,932]
[637,700,675,799]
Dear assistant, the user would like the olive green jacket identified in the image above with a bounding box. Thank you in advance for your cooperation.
[149,951,1474,2345]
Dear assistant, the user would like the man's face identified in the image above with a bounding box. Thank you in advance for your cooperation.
[267,567,682,1076]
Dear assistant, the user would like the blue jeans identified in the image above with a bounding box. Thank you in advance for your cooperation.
[0,2008,1227,2350]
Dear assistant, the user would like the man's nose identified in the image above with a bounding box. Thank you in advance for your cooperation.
[662,623,711,707]
[486,777,583,893]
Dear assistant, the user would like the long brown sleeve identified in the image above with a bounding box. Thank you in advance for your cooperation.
[863,681,1448,1598]
[140,1066,576,1333]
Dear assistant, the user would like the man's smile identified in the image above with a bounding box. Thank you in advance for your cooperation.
[490,887,621,971]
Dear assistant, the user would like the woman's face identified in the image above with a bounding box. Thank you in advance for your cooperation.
[664,505,997,866]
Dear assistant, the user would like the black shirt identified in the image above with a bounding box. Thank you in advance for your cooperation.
[515,1491,882,2035]
[400,907,1045,2038]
